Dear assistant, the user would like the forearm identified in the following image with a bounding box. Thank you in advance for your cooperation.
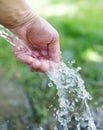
[0,0,35,29]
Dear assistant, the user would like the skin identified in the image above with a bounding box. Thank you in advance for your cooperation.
[0,0,60,72]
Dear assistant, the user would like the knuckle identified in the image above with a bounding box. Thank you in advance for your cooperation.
[52,31,59,43]
[55,31,59,39]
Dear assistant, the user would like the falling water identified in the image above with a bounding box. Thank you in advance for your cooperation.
[47,61,97,130]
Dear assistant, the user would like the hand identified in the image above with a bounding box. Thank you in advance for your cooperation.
[10,16,60,72]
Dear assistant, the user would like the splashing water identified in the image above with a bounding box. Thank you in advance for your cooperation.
[47,61,97,130]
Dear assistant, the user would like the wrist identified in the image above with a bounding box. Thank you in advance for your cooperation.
[0,0,37,29]
[6,9,37,29]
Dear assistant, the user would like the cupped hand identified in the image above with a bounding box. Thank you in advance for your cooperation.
[10,16,60,72]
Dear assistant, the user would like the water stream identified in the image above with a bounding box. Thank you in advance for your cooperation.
[47,61,97,130]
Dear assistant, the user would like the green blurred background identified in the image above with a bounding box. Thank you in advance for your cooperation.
[0,0,103,126]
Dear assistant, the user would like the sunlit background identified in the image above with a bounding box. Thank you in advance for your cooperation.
[0,0,103,129]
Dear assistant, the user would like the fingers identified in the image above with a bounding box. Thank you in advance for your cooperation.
[27,59,41,71]
[16,53,34,65]
[27,59,57,72]
[48,40,61,62]
[15,50,57,72]
[27,59,49,72]
[45,30,61,62]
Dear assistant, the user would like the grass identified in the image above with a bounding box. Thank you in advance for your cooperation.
[0,0,103,123]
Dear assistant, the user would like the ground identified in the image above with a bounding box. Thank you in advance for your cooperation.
[0,77,31,130]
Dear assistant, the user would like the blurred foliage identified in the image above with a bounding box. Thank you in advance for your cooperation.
[0,0,103,124]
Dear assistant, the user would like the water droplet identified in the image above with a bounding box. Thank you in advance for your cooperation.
[75,98,79,102]
[76,66,82,72]
[48,82,53,87]
[54,108,57,111]
[71,60,75,64]
[49,104,53,108]
[39,127,43,130]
